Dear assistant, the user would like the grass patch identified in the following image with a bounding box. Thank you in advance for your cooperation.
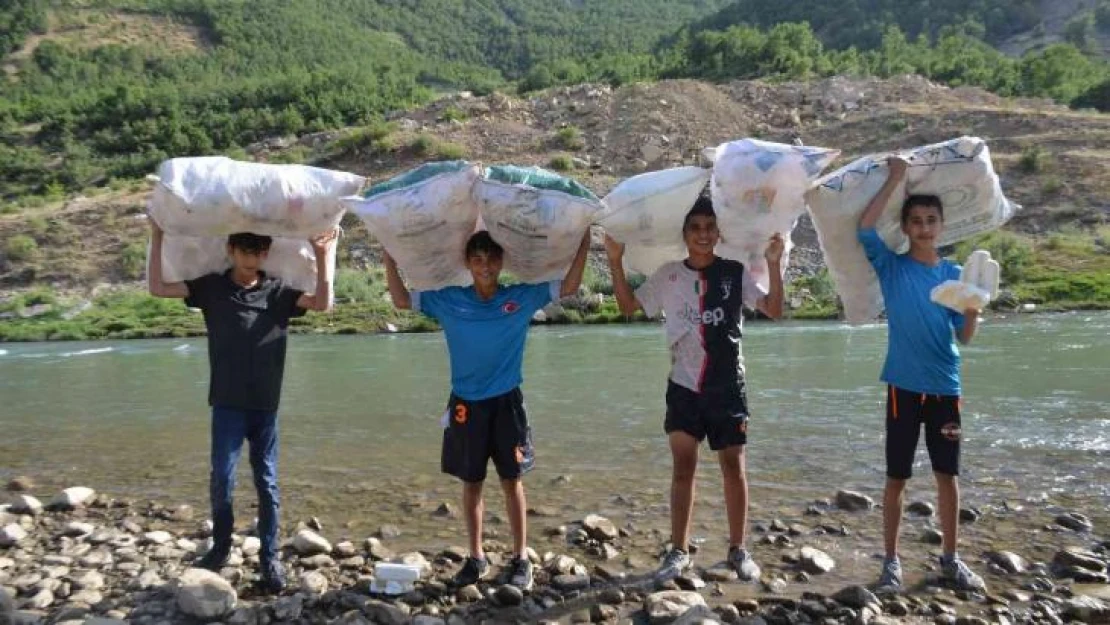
[555,126,585,150]
[4,235,38,261]
[268,146,313,164]
[411,134,436,156]
[953,231,1033,282]
[548,154,575,171]
[1041,175,1063,195]
[785,269,840,319]
[119,242,147,280]
[436,142,467,160]
[1019,145,1046,173]
[334,121,396,156]
[440,106,468,123]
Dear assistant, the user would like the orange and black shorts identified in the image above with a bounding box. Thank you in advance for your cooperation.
[885,385,962,479]
[441,387,534,483]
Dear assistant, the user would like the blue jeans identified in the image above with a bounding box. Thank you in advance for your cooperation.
[210,406,280,565]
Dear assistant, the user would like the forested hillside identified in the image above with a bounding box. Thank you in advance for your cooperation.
[1,0,1109,204]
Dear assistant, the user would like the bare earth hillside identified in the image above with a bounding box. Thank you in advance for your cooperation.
[1,76,1107,291]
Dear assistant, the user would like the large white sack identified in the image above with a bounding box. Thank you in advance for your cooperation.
[473,166,601,283]
[152,234,337,296]
[707,139,839,290]
[597,167,711,276]
[343,162,482,291]
[149,157,364,238]
[805,136,1018,323]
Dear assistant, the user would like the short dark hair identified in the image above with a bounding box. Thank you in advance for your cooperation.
[227,232,273,254]
[683,193,716,233]
[901,195,944,224]
[464,230,503,260]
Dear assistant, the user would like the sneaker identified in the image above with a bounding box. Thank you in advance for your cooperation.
[727,546,761,581]
[452,556,490,587]
[259,560,286,594]
[877,556,903,589]
[940,555,986,591]
[195,546,229,572]
[508,556,534,591]
[655,547,692,581]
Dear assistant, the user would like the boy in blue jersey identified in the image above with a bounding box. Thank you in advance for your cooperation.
[858,156,984,591]
[384,229,590,590]
[606,195,785,582]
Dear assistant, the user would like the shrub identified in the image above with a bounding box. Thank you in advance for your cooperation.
[119,242,147,279]
[953,231,1033,282]
[5,235,38,261]
[548,154,574,171]
[440,106,467,123]
[1041,176,1063,195]
[556,126,585,150]
[334,268,380,303]
[436,142,467,160]
[411,134,436,156]
[1018,145,1045,173]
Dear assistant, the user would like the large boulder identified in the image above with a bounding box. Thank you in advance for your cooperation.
[8,496,42,516]
[582,514,619,541]
[50,487,96,510]
[292,529,332,556]
[645,590,708,624]
[835,490,874,512]
[176,568,237,620]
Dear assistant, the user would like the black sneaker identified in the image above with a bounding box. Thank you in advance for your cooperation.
[508,556,534,591]
[195,546,230,572]
[453,556,490,587]
[259,560,286,594]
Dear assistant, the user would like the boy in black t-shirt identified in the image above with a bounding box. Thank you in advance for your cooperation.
[148,220,336,592]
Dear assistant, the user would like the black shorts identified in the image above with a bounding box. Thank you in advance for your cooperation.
[664,380,749,451]
[885,385,962,479]
[441,387,534,483]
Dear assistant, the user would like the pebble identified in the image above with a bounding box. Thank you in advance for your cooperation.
[835,490,875,512]
[799,546,836,574]
[9,495,43,516]
[908,501,936,516]
[494,584,523,606]
[988,551,1028,574]
[292,529,332,556]
[1054,512,1094,532]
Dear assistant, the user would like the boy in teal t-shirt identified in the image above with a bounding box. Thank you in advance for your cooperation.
[857,156,985,592]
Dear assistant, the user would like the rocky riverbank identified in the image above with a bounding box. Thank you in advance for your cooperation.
[2,478,1108,625]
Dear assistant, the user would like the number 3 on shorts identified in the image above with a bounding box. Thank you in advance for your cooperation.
[454,403,469,425]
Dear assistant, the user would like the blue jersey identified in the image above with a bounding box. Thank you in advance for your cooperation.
[858,228,966,396]
[414,282,560,400]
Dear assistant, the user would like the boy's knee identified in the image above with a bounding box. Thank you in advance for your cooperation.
[885,477,908,492]
[718,452,745,476]
[933,471,958,485]
[672,462,697,483]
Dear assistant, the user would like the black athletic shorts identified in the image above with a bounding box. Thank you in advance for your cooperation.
[885,385,962,479]
[664,380,749,451]
[441,387,534,483]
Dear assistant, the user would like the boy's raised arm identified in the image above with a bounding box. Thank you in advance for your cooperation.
[295,229,338,312]
[383,251,412,310]
[559,229,592,298]
[859,156,909,231]
[758,233,785,320]
[147,219,189,299]
[604,234,642,316]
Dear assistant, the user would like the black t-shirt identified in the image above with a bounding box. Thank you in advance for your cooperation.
[185,271,305,412]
